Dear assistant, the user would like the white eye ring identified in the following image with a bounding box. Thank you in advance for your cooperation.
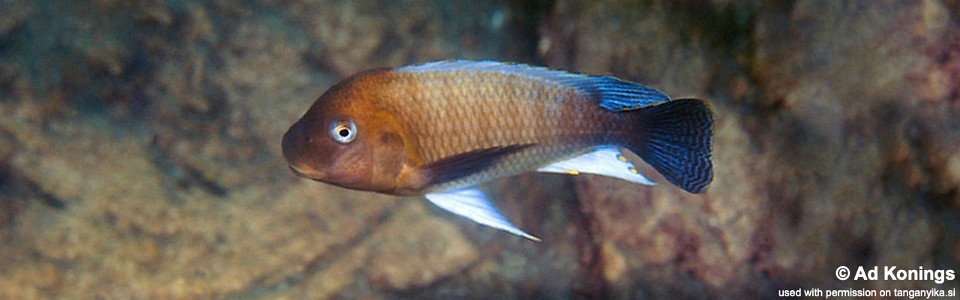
[329,119,357,144]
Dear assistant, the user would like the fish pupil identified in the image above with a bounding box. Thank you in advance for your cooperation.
[338,128,350,137]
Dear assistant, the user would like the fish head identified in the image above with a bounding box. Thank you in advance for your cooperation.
[282,70,413,194]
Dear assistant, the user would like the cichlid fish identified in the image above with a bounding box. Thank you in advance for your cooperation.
[282,60,714,241]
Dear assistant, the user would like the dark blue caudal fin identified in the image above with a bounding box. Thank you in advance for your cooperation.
[632,99,714,193]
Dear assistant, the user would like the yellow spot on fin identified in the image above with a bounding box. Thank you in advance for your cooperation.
[537,147,655,185]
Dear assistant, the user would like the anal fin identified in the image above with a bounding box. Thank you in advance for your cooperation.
[425,188,541,242]
[537,146,655,185]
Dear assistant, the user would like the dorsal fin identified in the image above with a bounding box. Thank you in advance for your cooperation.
[396,60,670,111]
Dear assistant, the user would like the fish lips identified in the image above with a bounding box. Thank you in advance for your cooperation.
[281,120,305,166]
[282,121,329,181]
[288,164,328,181]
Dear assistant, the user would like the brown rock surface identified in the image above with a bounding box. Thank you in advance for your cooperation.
[0,0,957,299]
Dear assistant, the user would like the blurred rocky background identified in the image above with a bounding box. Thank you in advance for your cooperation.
[1,0,958,298]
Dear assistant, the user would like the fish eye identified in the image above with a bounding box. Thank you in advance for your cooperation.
[329,119,357,144]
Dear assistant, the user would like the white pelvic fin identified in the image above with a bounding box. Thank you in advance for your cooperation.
[537,147,655,185]
[425,188,541,242]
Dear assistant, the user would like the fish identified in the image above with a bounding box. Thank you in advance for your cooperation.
[281,60,714,241]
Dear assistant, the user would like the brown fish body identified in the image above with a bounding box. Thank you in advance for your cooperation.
[391,70,646,192]
[282,60,713,198]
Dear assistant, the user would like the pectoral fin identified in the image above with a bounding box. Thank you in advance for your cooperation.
[537,146,655,185]
[425,188,540,242]
[422,144,534,186]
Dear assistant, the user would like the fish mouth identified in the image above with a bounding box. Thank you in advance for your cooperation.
[288,165,327,181]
